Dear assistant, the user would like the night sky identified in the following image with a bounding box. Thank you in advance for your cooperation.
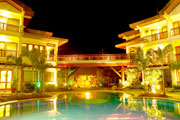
[20,0,169,55]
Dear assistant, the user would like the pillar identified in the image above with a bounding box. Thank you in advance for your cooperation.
[65,67,69,87]
[121,66,125,84]
[18,67,23,91]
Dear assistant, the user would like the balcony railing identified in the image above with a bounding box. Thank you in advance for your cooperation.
[47,54,55,61]
[0,22,20,32]
[143,31,168,41]
[152,55,171,65]
[58,54,130,61]
[176,54,180,62]
[171,27,180,36]
[0,49,17,58]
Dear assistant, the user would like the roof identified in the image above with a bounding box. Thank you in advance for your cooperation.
[24,28,53,37]
[12,0,34,17]
[0,0,34,17]
[159,0,180,15]
[23,32,68,47]
[129,0,180,29]
[115,37,145,49]
[129,15,165,29]
[118,30,139,38]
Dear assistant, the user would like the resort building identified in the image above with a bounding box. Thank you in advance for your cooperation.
[116,0,180,86]
[0,0,68,93]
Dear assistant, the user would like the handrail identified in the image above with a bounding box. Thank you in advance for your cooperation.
[143,31,168,41]
[0,49,17,57]
[58,53,130,61]
[0,22,20,32]
[171,27,180,36]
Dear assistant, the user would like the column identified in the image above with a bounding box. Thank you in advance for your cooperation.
[65,67,69,88]
[121,66,125,84]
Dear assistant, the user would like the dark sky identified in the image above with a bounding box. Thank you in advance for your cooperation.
[20,0,169,55]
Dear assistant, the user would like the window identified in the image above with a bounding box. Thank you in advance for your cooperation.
[40,46,45,53]
[45,72,54,82]
[0,16,19,32]
[151,29,158,41]
[173,21,180,35]
[22,44,45,53]
[28,44,33,52]
[161,26,168,39]
[22,44,27,51]
[0,70,12,89]
[24,71,37,82]
[176,46,180,61]
[0,42,17,57]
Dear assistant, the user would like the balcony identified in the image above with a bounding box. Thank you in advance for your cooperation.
[0,22,20,32]
[0,49,17,62]
[171,27,180,36]
[143,31,168,41]
[47,54,55,61]
[58,54,130,61]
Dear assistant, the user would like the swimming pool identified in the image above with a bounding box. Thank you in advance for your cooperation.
[1,92,180,120]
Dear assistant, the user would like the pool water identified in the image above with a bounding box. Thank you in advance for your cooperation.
[1,92,180,120]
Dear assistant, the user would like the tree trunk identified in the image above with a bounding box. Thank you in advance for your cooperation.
[142,70,148,95]
[162,65,166,96]
[41,72,45,92]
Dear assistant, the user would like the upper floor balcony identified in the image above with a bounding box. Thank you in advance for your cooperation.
[143,31,168,42]
[0,22,20,33]
[58,54,130,61]
[0,49,17,62]
[143,27,180,42]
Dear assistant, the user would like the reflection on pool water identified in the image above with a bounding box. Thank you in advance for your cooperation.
[1,92,180,120]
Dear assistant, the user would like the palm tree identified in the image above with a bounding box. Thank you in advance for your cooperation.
[154,44,173,95]
[21,48,51,92]
[169,61,180,87]
[6,54,23,91]
[131,47,153,94]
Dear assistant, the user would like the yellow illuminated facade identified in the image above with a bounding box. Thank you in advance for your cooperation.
[116,0,180,86]
[0,0,68,93]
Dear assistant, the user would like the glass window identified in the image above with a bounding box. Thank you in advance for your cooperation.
[0,43,5,49]
[0,16,7,23]
[174,22,180,35]
[6,43,17,50]
[34,45,39,50]
[0,83,5,89]
[7,71,12,82]
[22,44,27,51]
[24,71,37,82]
[45,72,54,82]
[40,46,44,53]
[28,45,33,52]
[1,71,6,82]
[176,47,180,61]
[7,18,19,25]
[174,22,179,28]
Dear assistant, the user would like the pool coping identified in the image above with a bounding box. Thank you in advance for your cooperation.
[0,90,180,105]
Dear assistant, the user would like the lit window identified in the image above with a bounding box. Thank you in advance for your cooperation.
[1,71,6,82]
[22,44,27,51]
[34,45,39,50]
[40,46,44,53]
[7,71,12,82]
[28,45,33,51]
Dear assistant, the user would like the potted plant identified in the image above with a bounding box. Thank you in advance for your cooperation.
[11,78,18,93]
